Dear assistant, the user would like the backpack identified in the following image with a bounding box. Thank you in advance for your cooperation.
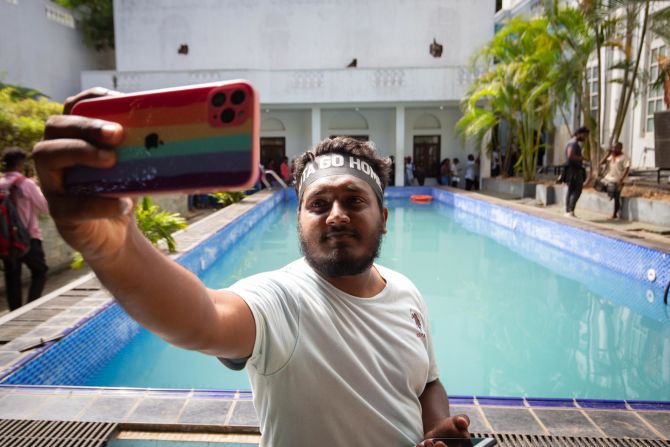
[0,176,31,259]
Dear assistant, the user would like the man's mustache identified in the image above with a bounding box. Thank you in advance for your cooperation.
[321,228,360,241]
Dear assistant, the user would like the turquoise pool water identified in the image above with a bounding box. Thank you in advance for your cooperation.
[85,198,670,401]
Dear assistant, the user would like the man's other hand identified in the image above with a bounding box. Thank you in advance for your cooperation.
[417,414,470,447]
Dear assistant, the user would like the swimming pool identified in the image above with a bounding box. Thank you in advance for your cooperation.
[4,188,668,402]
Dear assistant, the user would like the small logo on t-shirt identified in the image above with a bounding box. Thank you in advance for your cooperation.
[410,310,426,339]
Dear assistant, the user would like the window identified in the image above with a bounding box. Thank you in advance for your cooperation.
[413,136,441,178]
[587,65,599,122]
[646,44,668,133]
[260,137,286,171]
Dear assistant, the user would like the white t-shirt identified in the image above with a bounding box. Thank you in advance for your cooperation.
[225,258,439,447]
[465,160,476,181]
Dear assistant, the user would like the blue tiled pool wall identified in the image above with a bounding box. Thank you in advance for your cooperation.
[2,189,288,386]
[386,187,669,289]
[2,304,141,385]
[444,199,669,322]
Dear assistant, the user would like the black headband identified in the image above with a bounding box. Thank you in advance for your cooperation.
[298,154,384,203]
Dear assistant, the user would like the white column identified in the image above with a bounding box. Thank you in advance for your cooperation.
[311,107,322,147]
[395,105,405,186]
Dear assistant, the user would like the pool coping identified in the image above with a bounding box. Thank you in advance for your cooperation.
[0,187,668,439]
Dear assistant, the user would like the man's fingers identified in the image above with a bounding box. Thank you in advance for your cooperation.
[49,195,133,221]
[33,138,117,170]
[455,414,470,429]
[63,87,121,115]
[44,115,123,147]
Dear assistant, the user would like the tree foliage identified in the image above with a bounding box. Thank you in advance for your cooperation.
[458,0,670,181]
[54,0,114,50]
[458,14,567,181]
[0,85,62,152]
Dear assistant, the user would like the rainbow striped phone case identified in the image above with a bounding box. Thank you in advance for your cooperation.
[64,80,259,195]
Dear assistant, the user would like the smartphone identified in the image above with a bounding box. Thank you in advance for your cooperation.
[428,438,497,447]
[64,80,259,195]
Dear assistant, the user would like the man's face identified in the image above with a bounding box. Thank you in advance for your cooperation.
[576,132,588,142]
[612,144,623,154]
[298,174,387,278]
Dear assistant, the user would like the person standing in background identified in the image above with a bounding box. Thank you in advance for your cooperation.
[404,156,415,186]
[450,158,461,188]
[0,147,49,311]
[280,156,290,184]
[596,142,630,220]
[439,159,451,186]
[491,149,500,177]
[464,155,476,191]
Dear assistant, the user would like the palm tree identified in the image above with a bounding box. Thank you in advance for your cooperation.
[549,0,670,172]
[458,15,565,181]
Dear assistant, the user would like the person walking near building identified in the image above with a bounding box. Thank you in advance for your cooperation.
[596,142,630,220]
[0,147,49,311]
[564,127,589,217]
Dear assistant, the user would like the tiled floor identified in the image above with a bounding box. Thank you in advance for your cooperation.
[0,188,668,441]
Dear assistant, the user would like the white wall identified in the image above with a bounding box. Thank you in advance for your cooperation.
[321,108,395,156]
[0,0,105,102]
[260,109,311,160]
[114,0,494,72]
[404,107,472,162]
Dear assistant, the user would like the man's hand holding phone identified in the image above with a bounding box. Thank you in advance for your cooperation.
[34,80,259,265]
[417,414,472,447]
[33,88,136,264]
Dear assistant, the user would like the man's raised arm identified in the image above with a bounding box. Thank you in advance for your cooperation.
[32,88,255,360]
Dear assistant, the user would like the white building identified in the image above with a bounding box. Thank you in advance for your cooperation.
[81,0,496,186]
[0,0,107,102]
[496,0,670,171]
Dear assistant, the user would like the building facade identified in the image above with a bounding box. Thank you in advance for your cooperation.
[0,0,107,102]
[81,0,496,186]
[496,0,670,171]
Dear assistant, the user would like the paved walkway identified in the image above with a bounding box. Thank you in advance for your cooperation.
[476,190,670,253]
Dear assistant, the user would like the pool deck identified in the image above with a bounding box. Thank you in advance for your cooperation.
[0,188,669,442]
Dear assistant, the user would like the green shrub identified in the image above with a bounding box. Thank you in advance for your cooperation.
[134,197,188,253]
[71,197,188,269]
[0,86,62,152]
[210,191,245,207]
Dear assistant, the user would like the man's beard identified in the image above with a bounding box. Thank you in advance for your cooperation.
[298,222,384,278]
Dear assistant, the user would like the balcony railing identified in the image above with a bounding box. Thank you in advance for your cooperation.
[82,66,475,104]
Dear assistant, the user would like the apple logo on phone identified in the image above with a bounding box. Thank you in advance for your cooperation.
[144,133,164,152]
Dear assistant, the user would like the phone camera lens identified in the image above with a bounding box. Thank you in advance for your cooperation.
[212,92,226,107]
[231,90,246,105]
[221,108,235,123]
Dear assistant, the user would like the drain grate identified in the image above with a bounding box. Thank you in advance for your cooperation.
[0,419,117,446]
[473,433,670,447]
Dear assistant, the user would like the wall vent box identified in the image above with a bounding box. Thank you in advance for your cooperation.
[654,110,670,168]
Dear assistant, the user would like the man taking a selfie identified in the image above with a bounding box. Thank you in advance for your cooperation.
[33,88,469,447]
